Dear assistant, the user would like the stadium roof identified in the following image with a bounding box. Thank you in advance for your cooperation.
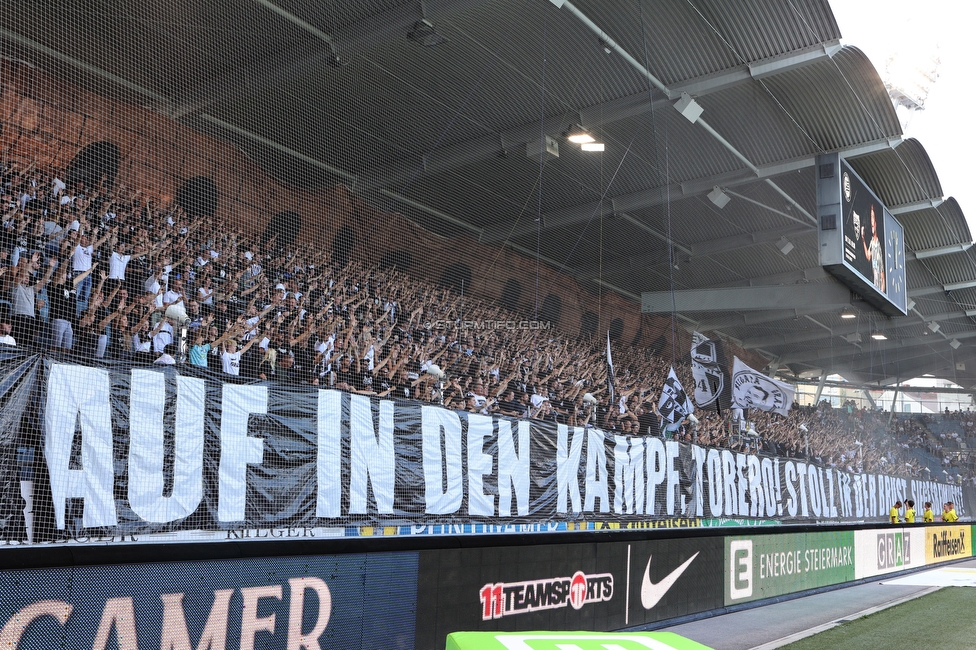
[3,0,976,388]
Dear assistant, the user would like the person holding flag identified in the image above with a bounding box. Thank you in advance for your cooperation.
[658,366,694,438]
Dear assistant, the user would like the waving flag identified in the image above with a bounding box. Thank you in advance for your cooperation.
[691,331,730,411]
[731,356,794,417]
[658,366,694,424]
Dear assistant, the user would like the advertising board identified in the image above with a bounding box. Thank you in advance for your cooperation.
[725,531,854,605]
[925,525,971,564]
[415,538,723,649]
[853,527,926,579]
[0,552,418,650]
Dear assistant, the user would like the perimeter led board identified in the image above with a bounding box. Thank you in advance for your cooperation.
[817,152,907,316]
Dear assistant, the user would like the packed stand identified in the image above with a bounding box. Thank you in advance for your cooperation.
[0,159,971,481]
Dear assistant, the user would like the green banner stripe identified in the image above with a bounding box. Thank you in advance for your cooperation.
[445,631,713,650]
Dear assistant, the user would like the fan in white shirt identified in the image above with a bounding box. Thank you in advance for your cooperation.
[162,277,185,310]
[220,337,258,375]
[109,246,132,281]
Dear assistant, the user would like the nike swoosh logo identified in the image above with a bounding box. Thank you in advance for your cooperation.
[640,551,699,609]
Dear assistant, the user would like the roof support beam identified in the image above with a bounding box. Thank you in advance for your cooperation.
[674,137,902,196]
[691,224,812,258]
[641,283,852,314]
[850,352,976,387]
[372,94,674,191]
[913,242,974,260]
[575,224,815,275]
[481,137,900,244]
[845,346,960,376]
[944,279,976,292]
[0,29,169,104]
[911,285,951,297]
[889,197,944,215]
[697,307,820,332]
[171,0,484,119]
[550,0,827,230]
[368,37,841,190]
[781,330,976,366]
[669,40,841,97]
[740,309,971,352]
[715,266,829,288]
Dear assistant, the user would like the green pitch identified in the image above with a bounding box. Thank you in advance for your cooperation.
[782,587,976,650]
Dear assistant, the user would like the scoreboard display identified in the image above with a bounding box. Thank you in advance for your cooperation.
[817,152,907,316]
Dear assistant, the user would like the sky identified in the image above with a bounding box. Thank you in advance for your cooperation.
[831,0,976,235]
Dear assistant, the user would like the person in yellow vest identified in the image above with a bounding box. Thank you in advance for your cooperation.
[904,500,916,523]
[890,500,902,524]
[923,502,935,523]
[942,503,959,523]
[947,501,959,522]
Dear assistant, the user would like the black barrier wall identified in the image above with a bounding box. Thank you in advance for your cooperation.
[2,524,969,650]
[0,552,418,650]
[0,354,968,544]
[413,524,974,647]
[414,537,724,649]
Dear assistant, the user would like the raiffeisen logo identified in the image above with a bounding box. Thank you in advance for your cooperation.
[932,529,967,559]
[479,571,613,620]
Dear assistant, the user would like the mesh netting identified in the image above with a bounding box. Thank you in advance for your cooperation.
[0,2,970,546]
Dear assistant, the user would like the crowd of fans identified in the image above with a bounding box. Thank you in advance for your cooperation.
[2,157,975,484]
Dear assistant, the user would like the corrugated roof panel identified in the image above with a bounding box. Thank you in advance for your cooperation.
[760,46,902,151]
[571,0,840,86]
[899,198,972,252]
[917,248,976,287]
[691,80,826,167]
[906,257,943,291]
[848,139,942,209]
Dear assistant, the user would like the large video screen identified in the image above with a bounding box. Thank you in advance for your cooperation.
[818,154,907,316]
[841,162,886,291]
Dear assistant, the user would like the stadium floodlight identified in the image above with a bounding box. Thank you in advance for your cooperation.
[871,332,887,340]
[707,186,730,209]
[840,308,856,319]
[580,142,605,152]
[674,92,704,123]
[563,124,595,144]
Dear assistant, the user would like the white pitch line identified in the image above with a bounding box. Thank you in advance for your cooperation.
[748,586,942,650]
